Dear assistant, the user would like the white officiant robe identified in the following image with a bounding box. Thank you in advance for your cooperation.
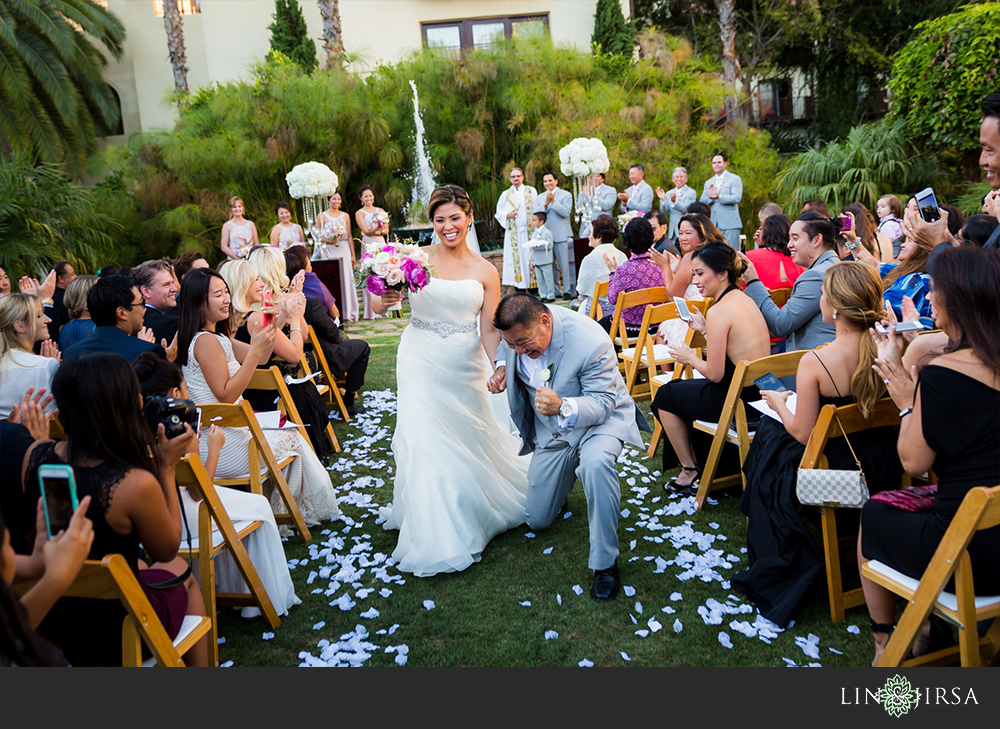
[495,184,537,288]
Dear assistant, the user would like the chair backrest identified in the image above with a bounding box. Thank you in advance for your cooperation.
[247,366,313,452]
[589,280,609,320]
[768,287,793,307]
[628,299,713,389]
[610,286,668,350]
[17,554,190,667]
[800,398,902,470]
[724,349,809,430]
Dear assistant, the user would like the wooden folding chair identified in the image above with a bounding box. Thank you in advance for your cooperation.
[608,286,668,373]
[799,399,903,622]
[589,280,609,320]
[645,329,706,458]
[691,349,809,509]
[304,325,350,423]
[622,299,712,402]
[863,485,1000,667]
[15,554,212,667]
[251,365,340,455]
[175,454,280,667]
[197,401,311,542]
[768,287,793,308]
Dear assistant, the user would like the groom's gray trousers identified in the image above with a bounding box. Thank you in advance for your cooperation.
[525,433,622,571]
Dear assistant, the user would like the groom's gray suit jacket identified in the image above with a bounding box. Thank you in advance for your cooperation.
[501,305,650,456]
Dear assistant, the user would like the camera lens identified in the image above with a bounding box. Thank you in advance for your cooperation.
[169,415,180,424]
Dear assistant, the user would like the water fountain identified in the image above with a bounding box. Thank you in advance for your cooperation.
[395,80,480,254]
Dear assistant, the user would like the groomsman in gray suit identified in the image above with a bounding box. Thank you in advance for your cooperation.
[488,294,650,601]
[535,171,576,300]
[700,152,743,250]
[579,173,617,238]
[618,163,654,212]
[656,167,697,246]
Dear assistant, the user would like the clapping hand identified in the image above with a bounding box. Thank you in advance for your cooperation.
[40,340,60,361]
[18,270,57,300]
[486,365,507,394]
[655,186,666,201]
[649,246,677,273]
[873,356,917,411]
[10,386,56,441]
[289,269,306,294]
[708,183,718,199]
[603,251,620,272]
[162,333,178,362]
[138,327,155,343]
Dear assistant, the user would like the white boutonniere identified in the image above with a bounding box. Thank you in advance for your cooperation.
[541,365,554,384]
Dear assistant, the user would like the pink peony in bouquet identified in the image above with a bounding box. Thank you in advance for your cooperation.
[357,241,432,317]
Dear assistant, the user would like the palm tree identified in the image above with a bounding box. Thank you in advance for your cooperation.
[0,0,125,171]
[162,0,189,93]
[317,0,343,68]
[716,0,742,121]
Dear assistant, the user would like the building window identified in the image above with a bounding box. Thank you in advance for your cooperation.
[153,0,201,17]
[421,14,549,55]
[758,79,793,122]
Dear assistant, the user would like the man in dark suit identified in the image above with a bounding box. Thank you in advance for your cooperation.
[62,275,166,362]
[132,259,179,349]
[44,261,75,343]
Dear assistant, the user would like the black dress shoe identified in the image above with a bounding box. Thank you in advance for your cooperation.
[562,293,573,301]
[590,561,621,601]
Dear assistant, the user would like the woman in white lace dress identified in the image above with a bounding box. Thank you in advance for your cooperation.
[176,268,339,528]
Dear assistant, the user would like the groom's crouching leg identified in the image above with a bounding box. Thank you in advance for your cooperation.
[525,442,579,531]
[576,435,623,571]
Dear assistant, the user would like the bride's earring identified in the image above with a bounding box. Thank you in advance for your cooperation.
[833,309,838,320]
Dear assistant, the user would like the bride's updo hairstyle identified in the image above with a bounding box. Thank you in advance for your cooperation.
[428,185,473,220]
[822,261,887,418]
[690,241,747,285]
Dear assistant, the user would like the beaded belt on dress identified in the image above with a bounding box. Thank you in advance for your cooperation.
[410,316,476,338]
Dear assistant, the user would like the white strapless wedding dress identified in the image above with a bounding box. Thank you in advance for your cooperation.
[380,278,530,576]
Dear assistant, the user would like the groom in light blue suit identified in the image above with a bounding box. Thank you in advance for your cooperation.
[488,294,651,601]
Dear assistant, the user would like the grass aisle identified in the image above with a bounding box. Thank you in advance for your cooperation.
[217,305,875,667]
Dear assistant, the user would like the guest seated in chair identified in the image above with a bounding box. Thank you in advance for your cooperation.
[601,217,665,337]
[732,262,902,628]
[23,353,208,666]
[859,246,1000,666]
[650,242,771,494]
[61,275,166,362]
[0,294,60,419]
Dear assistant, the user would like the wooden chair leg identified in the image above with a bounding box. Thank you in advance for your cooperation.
[821,508,846,622]
[324,422,341,453]
[647,419,663,458]
[955,552,980,667]
[122,618,144,667]
[694,426,728,509]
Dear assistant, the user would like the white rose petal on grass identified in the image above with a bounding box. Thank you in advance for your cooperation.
[670,592,683,601]
[563,511,572,519]
[217,637,226,645]
[623,585,637,597]
[312,622,325,631]
[647,617,662,633]
[620,651,632,662]
[578,659,594,667]
[718,632,734,649]
[423,600,435,611]
[524,532,536,538]
[544,630,559,640]
[847,625,860,635]
[673,619,683,633]
[262,632,275,640]
[220,660,234,667]
[543,547,553,555]
[380,588,392,598]
[520,600,531,607]
[634,601,643,614]
[829,648,844,655]
[571,585,583,596]
[360,607,379,619]
[634,629,650,638]
[661,606,676,614]
[556,593,562,605]
[395,654,408,666]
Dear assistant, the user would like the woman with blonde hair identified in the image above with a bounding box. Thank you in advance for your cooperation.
[220,196,259,261]
[0,294,60,419]
[57,275,98,350]
[733,261,903,627]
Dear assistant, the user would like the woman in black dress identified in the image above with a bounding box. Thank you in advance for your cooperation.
[732,262,902,627]
[862,246,1000,665]
[650,242,771,493]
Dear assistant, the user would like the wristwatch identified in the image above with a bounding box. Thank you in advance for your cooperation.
[558,399,573,419]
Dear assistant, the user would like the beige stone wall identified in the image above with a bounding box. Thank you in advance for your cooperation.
[99,0,630,136]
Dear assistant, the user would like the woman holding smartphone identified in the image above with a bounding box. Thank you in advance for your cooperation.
[649,242,770,493]
[732,262,902,628]
[21,353,209,666]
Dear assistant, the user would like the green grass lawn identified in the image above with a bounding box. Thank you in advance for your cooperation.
[216,303,876,667]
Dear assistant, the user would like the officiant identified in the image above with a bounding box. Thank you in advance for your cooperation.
[495,167,537,290]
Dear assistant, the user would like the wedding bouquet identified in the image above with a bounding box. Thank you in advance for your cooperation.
[285,162,339,199]
[618,209,642,228]
[321,219,346,242]
[371,210,391,235]
[357,241,431,318]
[558,138,610,178]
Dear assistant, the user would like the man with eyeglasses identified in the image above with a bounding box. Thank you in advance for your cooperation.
[62,275,167,362]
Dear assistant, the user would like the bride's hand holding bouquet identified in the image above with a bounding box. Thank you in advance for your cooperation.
[359,241,432,318]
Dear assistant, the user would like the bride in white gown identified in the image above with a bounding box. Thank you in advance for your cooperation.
[373,185,530,576]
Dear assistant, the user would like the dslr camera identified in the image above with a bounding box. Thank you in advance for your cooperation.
[143,395,200,439]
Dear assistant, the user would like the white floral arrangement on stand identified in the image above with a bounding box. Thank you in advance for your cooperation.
[558,137,610,232]
[617,209,642,229]
[285,162,340,255]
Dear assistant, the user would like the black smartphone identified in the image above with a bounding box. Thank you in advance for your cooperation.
[38,464,79,538]
[914,187,941,223]
[753,373,788,392]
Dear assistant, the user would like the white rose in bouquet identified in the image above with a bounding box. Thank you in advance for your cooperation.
[286,162,339,199]
[385,268,406,286]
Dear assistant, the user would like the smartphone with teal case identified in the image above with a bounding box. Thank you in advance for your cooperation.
[38,464,79,538]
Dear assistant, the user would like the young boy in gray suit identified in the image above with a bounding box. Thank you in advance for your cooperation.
[529,211,556,303]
